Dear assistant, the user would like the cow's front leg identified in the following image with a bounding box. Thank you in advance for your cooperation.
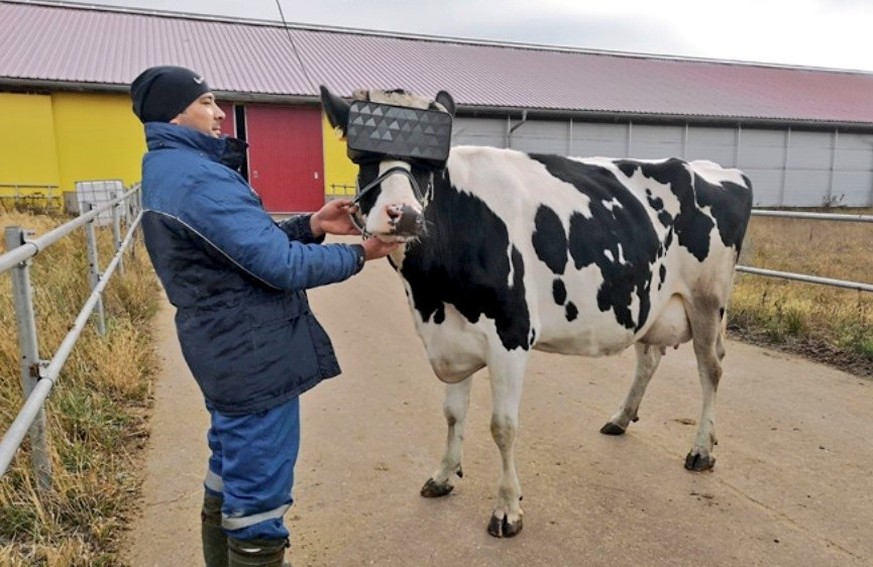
[486,353,526,537]
[601,343,662,435]
[421,376,473,497]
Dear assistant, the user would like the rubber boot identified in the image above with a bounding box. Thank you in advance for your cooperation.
[227,536,289,567]
[201,492,228,567]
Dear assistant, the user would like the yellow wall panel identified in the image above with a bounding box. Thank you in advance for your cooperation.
[0,93,61,191]
[52,92,146,193]
[321,114,358,197]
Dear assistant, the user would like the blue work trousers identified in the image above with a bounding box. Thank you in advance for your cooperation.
[204,396,300,541]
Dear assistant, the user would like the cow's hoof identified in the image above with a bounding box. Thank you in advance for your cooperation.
[420,478,454,498]
[684,452,716,471]
[487,514,523,538]
[599,422,626,436]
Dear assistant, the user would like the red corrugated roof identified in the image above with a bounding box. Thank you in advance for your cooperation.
[2,1,873,125]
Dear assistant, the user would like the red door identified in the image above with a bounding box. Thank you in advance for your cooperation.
[244,105,324,213]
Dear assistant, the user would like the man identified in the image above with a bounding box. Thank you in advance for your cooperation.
[130,65,397,567]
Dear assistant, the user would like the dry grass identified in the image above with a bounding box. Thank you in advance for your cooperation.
[0,210,160,566]
[730,208,873,377]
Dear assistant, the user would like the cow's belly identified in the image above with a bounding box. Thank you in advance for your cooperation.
[531,294,691,356]
[533,319,635,356]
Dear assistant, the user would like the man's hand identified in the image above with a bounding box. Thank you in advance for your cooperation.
[310,199,361,237]
[361,236,400,261]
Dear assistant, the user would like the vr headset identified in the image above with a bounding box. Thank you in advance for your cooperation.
[346,100,453,170]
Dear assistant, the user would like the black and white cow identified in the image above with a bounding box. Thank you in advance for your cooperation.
[320,86,753,538]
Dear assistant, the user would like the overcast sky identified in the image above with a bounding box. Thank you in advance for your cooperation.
[79,0,873,72]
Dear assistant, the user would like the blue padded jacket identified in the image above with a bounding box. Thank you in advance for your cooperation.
[140,122,365,415]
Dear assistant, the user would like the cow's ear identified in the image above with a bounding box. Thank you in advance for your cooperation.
[319,85,350,138]
[435,90,456,116]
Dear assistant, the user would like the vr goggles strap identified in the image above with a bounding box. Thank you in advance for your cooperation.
[353,166,427,207]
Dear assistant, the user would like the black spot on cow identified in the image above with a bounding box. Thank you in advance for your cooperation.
[659,265,667,290]
[644,188,673,227]
[531,154,660,331]
[565,302,578,322]
[532,205,568,275]
[400,172,531,351]
[552,279,567,305]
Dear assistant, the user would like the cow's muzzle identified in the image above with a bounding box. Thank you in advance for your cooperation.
[388,204,424,236]
[350,166,431,238]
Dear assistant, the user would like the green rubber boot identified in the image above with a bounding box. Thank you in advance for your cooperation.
[227,536,290,567]
[201,493,228,567]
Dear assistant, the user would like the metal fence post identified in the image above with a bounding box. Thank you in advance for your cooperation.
[3,226,53,493]
[84,202,106,336]
[111,189,124,276]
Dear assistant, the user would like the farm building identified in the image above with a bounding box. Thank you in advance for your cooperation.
[2,0,873,212]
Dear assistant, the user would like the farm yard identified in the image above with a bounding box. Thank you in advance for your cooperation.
[0,210,871,566]
[128,233,872,567]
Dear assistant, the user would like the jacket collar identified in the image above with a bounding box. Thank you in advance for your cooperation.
[145,122,248,171]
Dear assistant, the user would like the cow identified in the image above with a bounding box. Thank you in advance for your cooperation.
[319,85,753,538]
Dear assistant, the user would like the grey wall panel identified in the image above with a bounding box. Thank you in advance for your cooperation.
[834,133,873,169]
[629,124,684,159]
[740,168,782,206]
[737,129,787,168]
[785,169,833,206]
[832,171,873,206]
[450,115,872,207]
[788,130,832,169]
[452,117,506,147]
[686,126,737,166]
[509,120,569,154]
[571,122,629,157]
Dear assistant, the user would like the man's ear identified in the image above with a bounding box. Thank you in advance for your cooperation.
[319,85,350,138]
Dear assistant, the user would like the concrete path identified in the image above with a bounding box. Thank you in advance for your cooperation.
[125,240,873,567]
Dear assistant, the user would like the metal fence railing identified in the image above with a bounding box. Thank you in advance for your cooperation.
[0,183,142,491]
[0,184,63,213]
[736,209,873,293]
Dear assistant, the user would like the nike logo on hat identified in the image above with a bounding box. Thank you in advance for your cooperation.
[193,76,204,84]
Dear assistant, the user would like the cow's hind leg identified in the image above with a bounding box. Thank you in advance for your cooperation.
[486,352,527,538]
[685,300,724,471]
[601,343,663,435]
[421,376,473,497]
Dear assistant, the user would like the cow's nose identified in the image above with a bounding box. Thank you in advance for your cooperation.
[389,204,423,235]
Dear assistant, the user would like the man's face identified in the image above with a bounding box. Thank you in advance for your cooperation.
[171,93,225,137]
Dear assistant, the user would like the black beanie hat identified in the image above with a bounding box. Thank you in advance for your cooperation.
[130,66,211,123]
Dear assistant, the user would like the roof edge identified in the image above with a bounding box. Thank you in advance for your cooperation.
[3,79,871,132]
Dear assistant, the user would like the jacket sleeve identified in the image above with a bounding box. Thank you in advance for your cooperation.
[277,214,325,244]
[180,166,363,291]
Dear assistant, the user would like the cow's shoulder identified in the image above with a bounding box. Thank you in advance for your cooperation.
[400,169,532,352]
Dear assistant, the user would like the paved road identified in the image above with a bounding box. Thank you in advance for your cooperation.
[126,239,872,567]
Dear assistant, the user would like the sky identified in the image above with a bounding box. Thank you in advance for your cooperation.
[70,0,873,72]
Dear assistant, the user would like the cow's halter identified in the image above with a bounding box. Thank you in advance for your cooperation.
[349,165,434,235]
